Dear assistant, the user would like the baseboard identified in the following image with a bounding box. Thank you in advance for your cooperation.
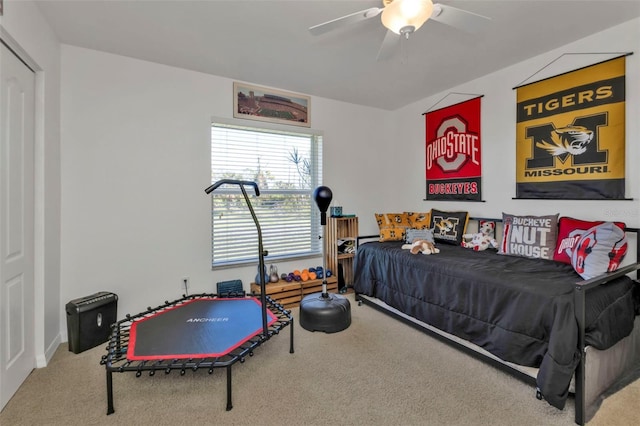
[36,334,62,368]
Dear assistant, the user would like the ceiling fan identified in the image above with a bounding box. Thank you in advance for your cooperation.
[309,0,491,61]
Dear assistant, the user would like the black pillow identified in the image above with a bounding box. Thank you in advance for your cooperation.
[429,209,469,245]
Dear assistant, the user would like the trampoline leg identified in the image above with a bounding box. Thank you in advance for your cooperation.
[106,369,115,415]
[289,318,295,354]
[226,365,233,411]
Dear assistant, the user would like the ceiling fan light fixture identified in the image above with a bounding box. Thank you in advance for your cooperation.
[381,0,434,35]
[399,25,415,39]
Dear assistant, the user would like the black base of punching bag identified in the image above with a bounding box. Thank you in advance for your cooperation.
[299,292,351,333]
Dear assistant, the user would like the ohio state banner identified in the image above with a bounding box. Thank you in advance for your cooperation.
[515,56,626,199]
[424,97,482,201]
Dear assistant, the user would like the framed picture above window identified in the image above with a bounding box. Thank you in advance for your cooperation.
[233,82,310,127]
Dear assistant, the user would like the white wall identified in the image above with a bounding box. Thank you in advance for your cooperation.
[59,46,393,325]
[1,0,62,365]
[59,18,640,339]
[394,18,640,228]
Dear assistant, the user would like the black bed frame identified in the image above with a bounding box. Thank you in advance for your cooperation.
[100,293,293,414]
[355,217,640,425]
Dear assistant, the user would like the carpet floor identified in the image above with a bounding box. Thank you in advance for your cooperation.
[1,294,638,425]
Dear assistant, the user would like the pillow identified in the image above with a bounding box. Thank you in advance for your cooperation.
[375,212,411,228]
[375,213,411,242]
[404,228,435,244]
[554,217,626,265]
[571,222,628,280]
[405,211,431,229]
[498,213,558,260]
[429,209,469,245]
[379,227,407,242]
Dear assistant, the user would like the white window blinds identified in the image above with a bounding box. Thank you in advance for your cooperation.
[210,123,323,267]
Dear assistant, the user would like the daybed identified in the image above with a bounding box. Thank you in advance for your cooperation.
[354,215,640,425]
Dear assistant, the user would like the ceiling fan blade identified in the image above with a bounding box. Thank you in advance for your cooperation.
[309,7,383,36]
[430,3,491,34]
[376,29,400,62]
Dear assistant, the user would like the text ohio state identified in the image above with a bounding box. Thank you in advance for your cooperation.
[426,132,480,169]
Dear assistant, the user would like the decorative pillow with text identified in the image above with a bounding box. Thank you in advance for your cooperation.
[429,209,469,245]
[498,213,558,260]
[570,222,628,280]
[554,217,626,265]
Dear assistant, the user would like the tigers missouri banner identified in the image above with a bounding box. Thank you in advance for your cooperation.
[515,55,627,199]
[424,97,482,201]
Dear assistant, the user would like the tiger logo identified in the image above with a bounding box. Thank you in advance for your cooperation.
[434,218,455,236]
[535,125,593,157]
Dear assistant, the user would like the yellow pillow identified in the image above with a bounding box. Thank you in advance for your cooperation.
[375,213,411,242]
[375,213,411,228]
[405,211,431,229]
[379,227,406,242]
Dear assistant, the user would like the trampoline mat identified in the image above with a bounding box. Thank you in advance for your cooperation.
[127,297,277,360]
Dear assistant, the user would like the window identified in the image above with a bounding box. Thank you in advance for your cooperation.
[210,122,323,267]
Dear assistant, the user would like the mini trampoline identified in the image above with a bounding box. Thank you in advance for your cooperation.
[100,293,293,414]
[100,179,294,414]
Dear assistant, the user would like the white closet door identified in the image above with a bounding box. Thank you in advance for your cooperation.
[0,41,36,411]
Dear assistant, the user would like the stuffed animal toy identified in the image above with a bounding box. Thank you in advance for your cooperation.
[402,239,440,255]
[461,221,498,251]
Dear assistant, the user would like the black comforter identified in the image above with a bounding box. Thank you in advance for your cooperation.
[353,241,639,409]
